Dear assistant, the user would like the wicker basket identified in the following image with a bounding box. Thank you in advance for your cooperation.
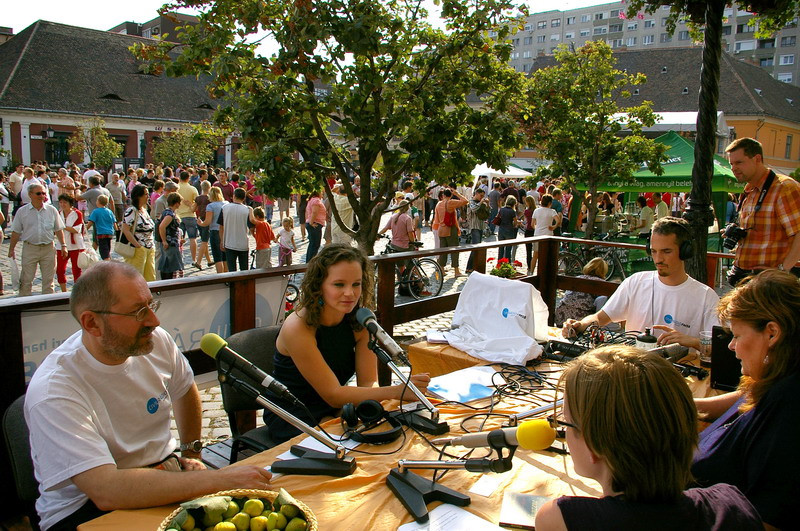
[157,489,318,531]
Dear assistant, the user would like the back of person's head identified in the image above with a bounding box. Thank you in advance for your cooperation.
[552,188,562,198]
[718,270,800,409]
[493,182,501,189]
[233,187,247,201]
[89,176,101,187]
[97,195,109,207]
[164,181,179,192]
[167,192,182,207]
[524,195,535,209]
[180,171,190,181]
[201,180,211,193]
[253,206,265,219]
[397,200,410,214]
[540,194,553,207]
[154,179,165,192]
[582,257,608,278]
[442,189,453,198]
[208,186,224,202]
[652,217,690,250]
[561,345,697,503]
[504,195,517,208]
[636,196,647,208]
[70,262,140,321]
[163,167,173,178]
[298,244,375,330]
[725,137,763,158]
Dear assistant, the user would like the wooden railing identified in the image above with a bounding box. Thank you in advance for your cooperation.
[0,235,733,501]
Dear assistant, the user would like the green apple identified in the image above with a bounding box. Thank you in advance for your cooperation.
[285,518,308,531]
[279,505,299,519]
[231,512,251,531]
[249,515,269,531]
[243,499,265,517]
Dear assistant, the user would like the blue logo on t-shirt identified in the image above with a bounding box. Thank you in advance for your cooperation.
[146,397,159,414]
[664,314,673,324]
[502,308,509,318]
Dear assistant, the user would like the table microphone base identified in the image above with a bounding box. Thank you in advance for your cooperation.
[271,445,357,477]
[386,468,470,523]
[389,408,449,435]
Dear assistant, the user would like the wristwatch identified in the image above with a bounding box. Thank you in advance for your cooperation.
[778,264,785,271]
[178,440,203,453]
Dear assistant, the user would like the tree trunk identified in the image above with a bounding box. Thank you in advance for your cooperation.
[353,208,379,255]
[584,187,599,239]
[684,0,725,283]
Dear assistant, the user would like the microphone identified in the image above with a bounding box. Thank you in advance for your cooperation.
[200,333,299,404]
[431,419,556,451]
[355,308,407,363]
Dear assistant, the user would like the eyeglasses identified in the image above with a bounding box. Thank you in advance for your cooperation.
[90,300,161,322]
[34,192,47,196]
[548,415,579,431]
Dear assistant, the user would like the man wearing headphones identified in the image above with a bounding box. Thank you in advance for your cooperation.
[562,217,719,350]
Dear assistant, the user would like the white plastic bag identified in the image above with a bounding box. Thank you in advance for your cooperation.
[444,272,549,365]
[77,246,99,270]
[9,257,20,292]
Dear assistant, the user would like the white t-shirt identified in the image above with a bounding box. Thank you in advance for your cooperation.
[532,206,558,236]
[601,271,720,339]
[8,171,24,194]
[277,227,294,248]
[56,209,86,251]
[220,202,251,251]
[25,327,194,530]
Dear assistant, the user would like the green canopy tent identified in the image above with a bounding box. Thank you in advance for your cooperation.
[574,131,743,230]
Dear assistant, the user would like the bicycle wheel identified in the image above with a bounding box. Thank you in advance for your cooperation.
[406,258,444,300]
[557,252,584,277]
[285,283,299,303]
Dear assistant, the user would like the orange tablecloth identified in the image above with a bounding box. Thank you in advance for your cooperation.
[79,361,717,530]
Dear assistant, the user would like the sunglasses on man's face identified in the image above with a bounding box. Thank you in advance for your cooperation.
[34,192,47,196]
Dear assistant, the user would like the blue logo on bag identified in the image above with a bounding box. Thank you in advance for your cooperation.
[146,397,159,414]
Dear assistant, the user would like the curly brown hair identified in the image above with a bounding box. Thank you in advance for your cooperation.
[297,244,375,330]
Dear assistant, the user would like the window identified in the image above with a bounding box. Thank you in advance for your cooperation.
[660,33,672,43]
[523,50,531,58]
[522,64,529,72]
[782,36,796,46]
[610,39,624,48]
[644,20,655,28]
[760,57,774,67]
[551,34,560,41]
[626,37,637,46]
[737,23,755,33]
[512,38,519,46]
[628,22,638,30]
[678,30,690,40]
[524,24,531,31]
[511,52,519,59]
[580,29,590,37]
[778,72,793,83]
[781,54,795,64]
[142,28,152,38]
[735,40,755,52]
[524,36,533,45]
[538,21,547,29]
[643,35,655,45]
[551,19,561,27]
[610,9,620,18]
[595,12,605,20]
[565,32,574,39]
[609,23,623,33]
[566,16,575,25]
[594,26,608,35]
[786,135,793,159]
[759,39,775,49]
[537,35,546,43]
[722,26,732,35]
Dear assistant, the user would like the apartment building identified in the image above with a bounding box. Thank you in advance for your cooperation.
[504,2,800,86]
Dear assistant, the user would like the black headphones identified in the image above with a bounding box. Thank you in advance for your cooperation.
[645,218,695,261]
[341,400,403,445]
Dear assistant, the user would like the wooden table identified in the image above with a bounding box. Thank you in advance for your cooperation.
[79,361,717,530]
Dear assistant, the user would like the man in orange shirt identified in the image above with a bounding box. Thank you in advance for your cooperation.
[726,137,800,286]
[435,187,468,277]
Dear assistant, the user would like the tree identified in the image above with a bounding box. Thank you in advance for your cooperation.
[133,0,529,253]
[625,0,800,281]
[67,117,123,169]
[519,41,666,239]
[153,127,218,167]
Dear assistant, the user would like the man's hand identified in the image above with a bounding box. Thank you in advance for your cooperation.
[562,319,583,338]
[178,457,206,471]
[652,325,700,350]
[7,248,14,259]
[60,248,68,257]
[214,465,273,490]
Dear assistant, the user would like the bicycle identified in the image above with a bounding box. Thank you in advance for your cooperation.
[378,236,444,300]
[557,232,629,281]
[249,249,300,306]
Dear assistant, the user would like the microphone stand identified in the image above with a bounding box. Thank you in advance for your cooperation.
[368,336,449,435]
[386,432,518,523]
[217,371,356,477]
[506,400,563,426]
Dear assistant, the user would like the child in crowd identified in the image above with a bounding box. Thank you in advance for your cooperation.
[86,195,117,261]
[251,207,276,269]
[150,180,165,211]
[77,184,88,217]
[263,196,275,224]
[275,217,297,266]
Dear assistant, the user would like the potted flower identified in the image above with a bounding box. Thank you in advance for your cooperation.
[488,257,525,279]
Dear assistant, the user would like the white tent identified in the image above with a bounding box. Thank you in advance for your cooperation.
[471,163,532,178]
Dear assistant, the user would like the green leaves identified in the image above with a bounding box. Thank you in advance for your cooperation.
[67,117,123,168]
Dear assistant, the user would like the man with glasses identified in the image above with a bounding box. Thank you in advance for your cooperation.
[24,262,272,530]
[7,182,66,296]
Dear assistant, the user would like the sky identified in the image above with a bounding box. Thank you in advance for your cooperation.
[4,0,616,34]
